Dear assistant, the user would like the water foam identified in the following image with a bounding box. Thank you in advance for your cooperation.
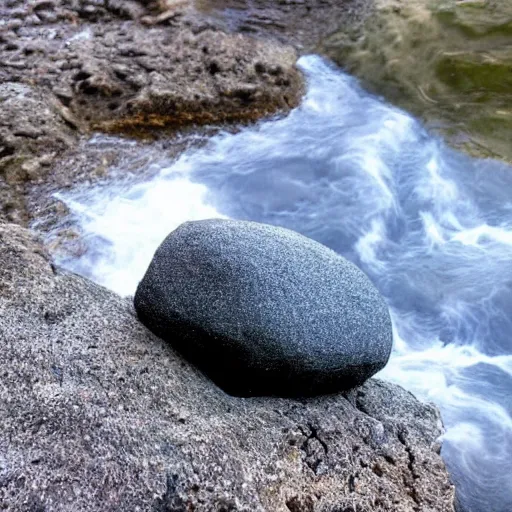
[54,178,225,296]
[51,56,512,512]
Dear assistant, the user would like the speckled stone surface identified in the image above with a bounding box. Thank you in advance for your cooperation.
[0,221,454,511]
[135,219,393,396]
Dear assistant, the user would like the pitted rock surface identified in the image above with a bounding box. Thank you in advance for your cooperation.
[0,221,454,511]
[0,0,303,224]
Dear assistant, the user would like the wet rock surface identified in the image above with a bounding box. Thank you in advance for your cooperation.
[0,82,77,223]
[0,0,376,227]
[0,221,455,511]
[194,0,373,49]
[135,219,393,396]
[0,0,307,225]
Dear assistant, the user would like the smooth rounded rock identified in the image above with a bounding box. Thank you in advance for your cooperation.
[134,219,393,396]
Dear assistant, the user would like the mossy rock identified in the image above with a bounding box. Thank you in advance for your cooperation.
[319,0,512,162]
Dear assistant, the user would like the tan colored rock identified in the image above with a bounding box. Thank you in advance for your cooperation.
[0,83,76,223]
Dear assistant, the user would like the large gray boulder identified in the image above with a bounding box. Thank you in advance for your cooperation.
[134,219,393,396]
[0,222,455,512]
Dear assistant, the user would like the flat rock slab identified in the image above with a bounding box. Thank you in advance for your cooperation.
[0,221,454,511]
[135,219,393,396]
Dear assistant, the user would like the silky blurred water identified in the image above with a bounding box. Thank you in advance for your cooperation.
[51,56,512,512]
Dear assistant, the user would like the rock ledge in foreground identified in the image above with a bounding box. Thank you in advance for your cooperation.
[0,221,454,511]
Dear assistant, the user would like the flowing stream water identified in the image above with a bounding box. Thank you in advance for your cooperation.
[49,56,512,512]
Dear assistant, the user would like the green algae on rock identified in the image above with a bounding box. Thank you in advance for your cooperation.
[319,0,512,162]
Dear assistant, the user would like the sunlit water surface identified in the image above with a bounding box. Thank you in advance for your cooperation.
[51,56,512,512]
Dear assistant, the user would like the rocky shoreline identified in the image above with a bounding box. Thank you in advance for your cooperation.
[1,0,306,224]
[1,1,457,510]
[0,222,455,511]
[0,0,372,225]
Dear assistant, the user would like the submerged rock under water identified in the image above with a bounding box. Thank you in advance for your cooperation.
[319,0,512,162]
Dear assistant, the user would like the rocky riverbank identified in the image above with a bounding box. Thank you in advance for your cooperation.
[0,0,376,226]
[0,0,309,224]
[1,2,458,510]
[0,221,455,511]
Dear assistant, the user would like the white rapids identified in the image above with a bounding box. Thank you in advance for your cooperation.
[50,55,512,512]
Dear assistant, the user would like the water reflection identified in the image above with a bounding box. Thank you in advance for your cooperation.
[319,0,512,162]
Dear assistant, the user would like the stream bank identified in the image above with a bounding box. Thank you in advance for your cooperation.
[1,0,316,224]
[3,1,504,510]
[49,54,512,512]
[0,220,455,511]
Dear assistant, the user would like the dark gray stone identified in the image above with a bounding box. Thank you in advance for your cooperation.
[134,219,393,396]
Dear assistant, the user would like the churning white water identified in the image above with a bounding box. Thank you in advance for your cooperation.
[52,56,512,512]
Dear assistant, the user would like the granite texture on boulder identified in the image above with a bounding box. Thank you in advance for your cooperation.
[0,221,455,511]
[134,219,393,397]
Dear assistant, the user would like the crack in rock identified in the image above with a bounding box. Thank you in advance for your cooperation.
[299,423,328,475]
